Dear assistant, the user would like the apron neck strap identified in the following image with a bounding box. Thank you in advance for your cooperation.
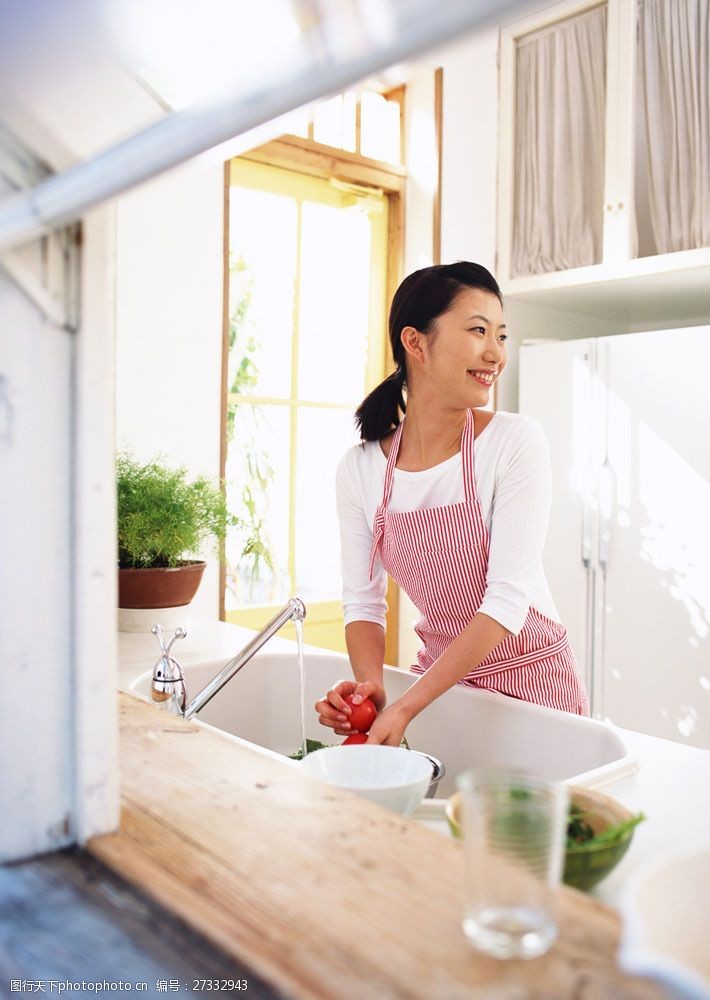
[461,408,476,503]
[378,409,477,509]
[379,420,404,509]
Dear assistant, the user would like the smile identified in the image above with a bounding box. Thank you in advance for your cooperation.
[467,370,497,386]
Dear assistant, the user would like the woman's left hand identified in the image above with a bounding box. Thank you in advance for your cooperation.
[363,701,412,746]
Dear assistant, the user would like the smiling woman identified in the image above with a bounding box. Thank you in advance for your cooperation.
[315,262,590,746]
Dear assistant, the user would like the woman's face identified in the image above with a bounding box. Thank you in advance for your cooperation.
[407,287,508,408]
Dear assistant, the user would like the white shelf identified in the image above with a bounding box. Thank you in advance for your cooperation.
[502,246,710,327]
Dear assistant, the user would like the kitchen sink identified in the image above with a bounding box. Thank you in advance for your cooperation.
[130,651,635,796]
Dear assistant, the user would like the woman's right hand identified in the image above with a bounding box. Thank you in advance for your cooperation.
[314,679,386,736]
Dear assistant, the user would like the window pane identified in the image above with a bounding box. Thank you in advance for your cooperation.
[360,91,401,163]
[229,187,297,398]
[312,92,356,151]
[298,201,372,403]
[225,403,291,608]
[295,407,359,601]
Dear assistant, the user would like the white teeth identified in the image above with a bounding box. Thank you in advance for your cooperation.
[469,370,496,384]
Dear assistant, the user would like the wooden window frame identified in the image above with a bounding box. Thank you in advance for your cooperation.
[220,129,406,665]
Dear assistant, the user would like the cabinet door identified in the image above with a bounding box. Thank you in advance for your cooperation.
[600,327,710,749]
[497,0,640,284]
[519,339,597,700]
[498,1,612,280]
[633,0,710,257]
[499,0,710,291]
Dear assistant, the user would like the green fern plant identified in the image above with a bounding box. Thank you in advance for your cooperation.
[117,453,238,569]
[225,252,277,599]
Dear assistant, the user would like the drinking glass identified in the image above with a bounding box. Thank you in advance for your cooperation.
[457,767,568,960]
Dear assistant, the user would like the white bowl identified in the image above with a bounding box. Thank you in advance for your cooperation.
[619,849,710,1000]
[300,745,434,816]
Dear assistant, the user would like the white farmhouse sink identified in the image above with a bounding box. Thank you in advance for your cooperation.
[130,651,635,796]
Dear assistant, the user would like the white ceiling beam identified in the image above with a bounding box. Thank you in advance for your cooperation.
[0,0,524,252]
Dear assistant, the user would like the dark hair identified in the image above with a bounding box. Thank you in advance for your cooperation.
[354,261,502,441]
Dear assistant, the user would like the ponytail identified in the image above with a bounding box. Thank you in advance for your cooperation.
[354,368,406,442]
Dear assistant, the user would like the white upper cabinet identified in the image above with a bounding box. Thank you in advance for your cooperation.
[497,0,710,297]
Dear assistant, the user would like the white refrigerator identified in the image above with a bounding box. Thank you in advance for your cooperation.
[519,327,710,750]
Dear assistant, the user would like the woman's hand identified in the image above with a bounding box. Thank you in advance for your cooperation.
[363,701,412,747]
[314,679,386,736]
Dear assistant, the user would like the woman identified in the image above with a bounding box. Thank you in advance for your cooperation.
[315,262,589,746]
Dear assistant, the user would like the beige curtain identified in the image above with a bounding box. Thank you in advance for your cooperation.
[511,5,608,278]
[637,0,710,254]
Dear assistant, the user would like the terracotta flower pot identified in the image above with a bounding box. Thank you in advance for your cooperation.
[118,561,207,609]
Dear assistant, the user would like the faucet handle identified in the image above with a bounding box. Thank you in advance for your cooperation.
[151,624,188,714]
[151,623,167,654]
[151,624,187,655]
[166,626,187,655]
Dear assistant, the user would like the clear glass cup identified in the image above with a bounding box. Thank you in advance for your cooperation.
[457,767,569,960]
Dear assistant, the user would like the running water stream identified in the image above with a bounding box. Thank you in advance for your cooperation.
[295,617,307,760]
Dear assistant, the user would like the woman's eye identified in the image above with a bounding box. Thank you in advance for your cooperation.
[498,334,509,343]
[468,326,486,335]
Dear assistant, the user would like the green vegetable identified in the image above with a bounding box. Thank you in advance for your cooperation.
[289,739,331,760]
[288,739,332,760]
[566,806,645,849]
[566,804,596,846]
[510,786,533,801]
[491,792,646,852]
[288,734,410,760]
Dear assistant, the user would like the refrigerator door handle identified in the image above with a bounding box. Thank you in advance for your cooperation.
[581,485,593,569]
[598,460,615,571]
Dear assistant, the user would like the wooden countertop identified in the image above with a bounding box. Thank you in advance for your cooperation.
[88,694,664,1000]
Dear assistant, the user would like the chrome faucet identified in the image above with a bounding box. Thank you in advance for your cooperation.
[150,597,306,719]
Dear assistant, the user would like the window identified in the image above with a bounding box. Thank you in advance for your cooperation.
[224,158,392,652]
[288,86,404,164]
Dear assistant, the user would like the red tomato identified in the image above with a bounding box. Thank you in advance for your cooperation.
[344,694,377,732]
[342,733,369,745]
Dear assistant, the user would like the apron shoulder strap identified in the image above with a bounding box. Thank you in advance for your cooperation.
[462,408,477,504]
[368,421,404,580]
[380,420,404,508]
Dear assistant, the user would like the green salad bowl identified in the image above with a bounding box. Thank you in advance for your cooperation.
[562,786,638,891]
[446,784,640,892]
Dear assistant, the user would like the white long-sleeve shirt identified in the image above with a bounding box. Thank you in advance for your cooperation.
[335,411,561,637]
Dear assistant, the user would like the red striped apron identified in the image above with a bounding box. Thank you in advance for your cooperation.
[368,409,589,715]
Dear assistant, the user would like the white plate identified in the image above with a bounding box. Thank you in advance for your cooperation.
[619,849,710,1000]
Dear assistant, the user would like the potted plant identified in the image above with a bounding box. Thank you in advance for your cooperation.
[117,452,237,611]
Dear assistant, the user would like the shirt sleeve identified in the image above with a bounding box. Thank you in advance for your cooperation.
[477,417,552,635]
[336,448,388,629]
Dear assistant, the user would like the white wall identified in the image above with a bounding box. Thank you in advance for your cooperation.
[403,69,435,273]
[438,26,501,270]
[0,203,119,861]
[0,246,74,860]
[115,159,225,618]
[74,205,121,847]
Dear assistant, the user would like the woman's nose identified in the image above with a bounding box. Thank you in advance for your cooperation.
[483,340,504,363]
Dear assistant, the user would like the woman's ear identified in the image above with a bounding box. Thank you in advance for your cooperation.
[400,325,426,365]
